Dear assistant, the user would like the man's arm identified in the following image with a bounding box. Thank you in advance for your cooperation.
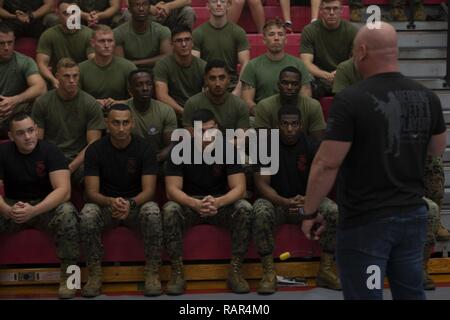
[132,174,156,205]
[69,129,102,173]
[232,50,250,97]
[214,173,246,209]
[0,0,17,19]
[31,0,55,19]
[97,0,120,21]
[254,172,290,207]
[241,82,256,116]
[36,53,58,88]
[428,131,447,156]
[166,175,205,211]
[300,83,312,97]
[131,39,172,67]
[155,81,184,116]
[0,180,13,218]
[304,140,351,214]
[300,53,334,83]
[85,175,114,206]
[191,50,200,58]
[157,131,176,162]
[33,169,71,215]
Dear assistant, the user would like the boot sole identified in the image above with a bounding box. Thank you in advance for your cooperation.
[227,280,250,294]
[316,277,342,291]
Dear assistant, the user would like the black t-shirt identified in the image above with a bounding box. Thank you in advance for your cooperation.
[0,140,68,200]
[84,134,158,198]
[260,134,318,198]
[4,0,43,13]
[325,72,446,229]
[166,139,244,196]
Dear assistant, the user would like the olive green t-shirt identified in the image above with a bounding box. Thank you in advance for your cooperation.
[332,58,363,93]
[79,56,137,100]
[300,20,358,72]
[113,19,171,69]
[240,53,312,104]
[0,51,39,97]
[128,98,178,151]
[154,54,206,107]
[183,92,249,130]
[32,89,106,158]
[193,21,249,86]
[37,25,94,71]
[254,94,326,134]
[77,0,110,12]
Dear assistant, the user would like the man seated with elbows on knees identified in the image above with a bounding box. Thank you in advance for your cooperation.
[80,104,162,298]
[0,112,79,299]
[253,106,340,294]
[163,108,253,295]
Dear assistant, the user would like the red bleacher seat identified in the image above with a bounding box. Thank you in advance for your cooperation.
[319,96,334,121]
[14,38,38,59]
[193,6,349,33]
[247,33,301,58]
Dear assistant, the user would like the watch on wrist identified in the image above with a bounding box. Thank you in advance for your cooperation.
[127,198,137,210]
[299,207,318,220]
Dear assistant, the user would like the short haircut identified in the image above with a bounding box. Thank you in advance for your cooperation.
[0,22,14,35]
[107,103,132,116]
[128,68,153,86]
[171,25,192,39]
[191,109,216,125]
[278,105,301,121]
[8,112,33,130]
[279,66,302,82]
[263,18,285,35]
[56,57,78,71]
[92,24,113,38]
[205,59,229,75]
[129,0,150,5]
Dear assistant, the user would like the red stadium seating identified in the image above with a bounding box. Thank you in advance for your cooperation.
[14,38,38,59]
[319,96,334,121]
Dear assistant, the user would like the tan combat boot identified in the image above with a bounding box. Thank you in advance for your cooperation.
[144,258,162,296]
[166,257,186,295]
[227,256,250,294]
[81,261,102,298]
[58,260,77,299]
[391,7,408,21]
[414,3,427,21]
[436,223,450,241]
[350,7,363,22]
[316,252,341,290]
[423,246,436,290]
[257,255,277,294]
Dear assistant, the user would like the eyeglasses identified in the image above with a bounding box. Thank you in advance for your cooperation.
[321,6,341,13]
[209,0,227,4]
[173,37,192,44]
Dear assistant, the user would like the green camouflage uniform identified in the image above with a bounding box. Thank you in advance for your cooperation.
[162,199,253,258]
[424,155,444,209]
[253,197,338,255]
[80,202,162,263]
[424,197,439,246]
[0,199,80,261]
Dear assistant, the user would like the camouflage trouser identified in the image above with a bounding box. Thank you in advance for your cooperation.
[162,199,253,258]
[424,155,444,210]
[424,197,439,247]
[253,197,338,256]
[80,202,162,263]
[0,199,80,261]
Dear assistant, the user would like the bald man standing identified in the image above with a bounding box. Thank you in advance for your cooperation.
[301,23,447,300]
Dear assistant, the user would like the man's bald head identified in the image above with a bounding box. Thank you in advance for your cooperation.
[353,22,399,78]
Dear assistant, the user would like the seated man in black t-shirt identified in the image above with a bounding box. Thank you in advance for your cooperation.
[253,106,340,294]
[80,104,162,298]
[0,112,79,299]
[163,109,253,295]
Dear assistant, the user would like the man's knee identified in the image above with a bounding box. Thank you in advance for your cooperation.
[80,204,102,230]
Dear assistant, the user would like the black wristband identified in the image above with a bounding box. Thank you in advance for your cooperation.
[299,207,318,220]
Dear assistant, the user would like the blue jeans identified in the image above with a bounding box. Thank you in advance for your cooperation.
[336,206,427,300]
